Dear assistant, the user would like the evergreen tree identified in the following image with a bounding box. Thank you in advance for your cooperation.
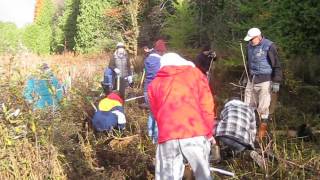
[162,0,198,49]
[74,0,119,54]
[23,0,55,54]
[53,0,80,53]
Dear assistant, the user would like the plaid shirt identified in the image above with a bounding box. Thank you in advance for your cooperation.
[216,100,256,148]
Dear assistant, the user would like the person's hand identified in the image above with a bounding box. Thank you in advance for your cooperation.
[242,77,248,85]
[208,136,216,145]
[127,75,133,84]
[114,68,121,75]
[271,82,280,93]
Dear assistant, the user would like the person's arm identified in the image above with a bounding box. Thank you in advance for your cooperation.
[268,44,283,82]
[108,53,116,70]
[51,75,63,101]
[126,53,133,76]
[197,71,216,136]
[24,78,35,103]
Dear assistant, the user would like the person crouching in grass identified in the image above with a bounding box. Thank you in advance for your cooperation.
[92,91,126,132]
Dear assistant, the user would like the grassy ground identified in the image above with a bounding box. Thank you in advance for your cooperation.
[0,53,319,179]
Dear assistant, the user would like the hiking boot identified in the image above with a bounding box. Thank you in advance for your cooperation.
[211,144,221,163]
[258,122,268,139]
[250,150,265,169]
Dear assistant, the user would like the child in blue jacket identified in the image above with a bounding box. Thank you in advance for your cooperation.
[92,91,126,132]
[24,63,63,110]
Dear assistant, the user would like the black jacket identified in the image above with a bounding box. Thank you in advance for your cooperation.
[194,53,215,75]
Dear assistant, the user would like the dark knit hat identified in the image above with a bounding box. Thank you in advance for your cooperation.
[40,63,49,71]
[202,45,211,52]
[154,39,167,54]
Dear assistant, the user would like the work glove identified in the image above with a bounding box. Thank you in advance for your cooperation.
[127,75,134,87]
[112,110,126,125]
[114,68,121,75]
[242,77,248,86]
[271,82,280,93]
[127,75,133,84]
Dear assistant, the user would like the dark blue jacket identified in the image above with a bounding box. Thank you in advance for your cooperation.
[144,52,161,92]
[92,93,125,132]
[92,106,125,132]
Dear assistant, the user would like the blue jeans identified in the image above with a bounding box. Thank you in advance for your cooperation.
[144,91,158,143]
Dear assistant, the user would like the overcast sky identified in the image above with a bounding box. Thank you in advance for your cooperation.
[0,0,36,28]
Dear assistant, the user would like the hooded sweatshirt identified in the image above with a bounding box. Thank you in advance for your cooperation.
[148,53,216,143]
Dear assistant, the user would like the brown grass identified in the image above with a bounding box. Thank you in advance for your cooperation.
[0,52,319,179]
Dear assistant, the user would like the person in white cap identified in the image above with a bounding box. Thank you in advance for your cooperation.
[243,28,282,139]
[108,42,133,99]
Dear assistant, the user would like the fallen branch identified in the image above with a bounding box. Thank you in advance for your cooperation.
[229,82,245,89]
[112,134,139,141]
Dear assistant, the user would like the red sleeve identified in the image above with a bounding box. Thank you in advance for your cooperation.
[197,71,216,136]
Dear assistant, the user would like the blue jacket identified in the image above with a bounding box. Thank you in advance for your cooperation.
[144,52,161,92]
[24,73,63,109]
[248,38,273,75]
[92,106,125,132]
[92,93,125,132]
[102,67,114,88]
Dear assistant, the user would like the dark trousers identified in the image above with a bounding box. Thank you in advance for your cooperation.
[102,76,127,99]
[218,136,248,154]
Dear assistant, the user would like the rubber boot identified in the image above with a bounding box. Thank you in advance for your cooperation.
[258,122,268,139]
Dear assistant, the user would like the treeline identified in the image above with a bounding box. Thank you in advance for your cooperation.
[159,0,320,85]
[0,0,140,55]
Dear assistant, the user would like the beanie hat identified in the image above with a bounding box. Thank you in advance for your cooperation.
[202,45,211,52]
[154,39,167,54]
[40,63,49,71]
[116,42,125,49]
[107,91,124,105]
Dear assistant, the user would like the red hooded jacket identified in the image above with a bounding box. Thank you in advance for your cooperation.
[148,53,216,143]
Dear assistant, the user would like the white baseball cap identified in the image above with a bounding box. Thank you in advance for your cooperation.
[244,28,261,41]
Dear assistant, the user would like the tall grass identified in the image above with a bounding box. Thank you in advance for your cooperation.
[0,52,319,179]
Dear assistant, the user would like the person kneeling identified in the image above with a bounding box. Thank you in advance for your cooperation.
[215,98,264,168]
[92,91,126,132]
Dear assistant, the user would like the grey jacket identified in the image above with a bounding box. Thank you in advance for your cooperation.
[108,49,132,78]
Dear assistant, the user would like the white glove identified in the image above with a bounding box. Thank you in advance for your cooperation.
[112,110,126,124]
[114,68,121,75]
[127,75,133,84]
[271,82,280,93]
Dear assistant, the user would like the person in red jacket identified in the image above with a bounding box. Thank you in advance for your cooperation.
[148,53,216,180]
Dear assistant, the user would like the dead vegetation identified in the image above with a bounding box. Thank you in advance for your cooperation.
[0,53,319,179]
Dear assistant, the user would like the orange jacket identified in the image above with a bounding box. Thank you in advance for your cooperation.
[148,53,216,143]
